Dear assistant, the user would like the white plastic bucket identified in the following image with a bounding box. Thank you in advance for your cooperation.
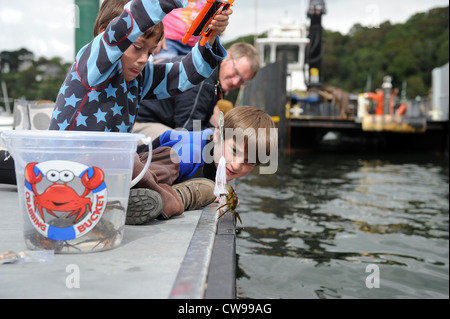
[1,130,151,253]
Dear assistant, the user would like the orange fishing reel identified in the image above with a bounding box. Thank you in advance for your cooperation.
[182,0,234,46]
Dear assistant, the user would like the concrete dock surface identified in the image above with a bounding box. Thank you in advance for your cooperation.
[0,183,236,299]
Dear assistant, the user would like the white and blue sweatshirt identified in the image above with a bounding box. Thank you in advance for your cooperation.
[49,0,226,132]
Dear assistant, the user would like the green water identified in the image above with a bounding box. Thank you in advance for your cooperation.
[235,152,449,299]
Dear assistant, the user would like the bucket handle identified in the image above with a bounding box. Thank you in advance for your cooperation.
[1,131,151,188]
[130,136,152,188]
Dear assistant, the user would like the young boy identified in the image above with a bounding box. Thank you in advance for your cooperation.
[43,0,231,223]
[49,0,231,132]
[127,106,278,224]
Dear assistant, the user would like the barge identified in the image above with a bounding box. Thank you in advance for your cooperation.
[243,7,449,154]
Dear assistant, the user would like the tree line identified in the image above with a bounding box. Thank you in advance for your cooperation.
[1,5,448,107]
[320,5,449,98]
[227,5,449,99]
[0,49,71,103]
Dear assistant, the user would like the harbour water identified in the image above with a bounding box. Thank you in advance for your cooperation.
[235,150,449,299]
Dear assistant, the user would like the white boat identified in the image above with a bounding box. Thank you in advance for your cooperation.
[255,17,310,92]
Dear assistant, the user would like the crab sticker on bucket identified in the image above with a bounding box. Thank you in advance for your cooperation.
[23,160,108,241]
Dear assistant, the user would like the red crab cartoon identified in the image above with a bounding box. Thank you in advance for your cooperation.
[25,162,105,223]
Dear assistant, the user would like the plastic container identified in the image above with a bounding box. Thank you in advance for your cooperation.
[1,130,151,253]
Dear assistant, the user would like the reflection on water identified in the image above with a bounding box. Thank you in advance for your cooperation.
[236,152,449,299]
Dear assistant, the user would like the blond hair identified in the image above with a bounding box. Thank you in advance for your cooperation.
[223,106,277,165]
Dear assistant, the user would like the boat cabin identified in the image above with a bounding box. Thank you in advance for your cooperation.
[255,17,309,92]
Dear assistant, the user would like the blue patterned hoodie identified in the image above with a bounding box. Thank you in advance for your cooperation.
[49,0,226,132]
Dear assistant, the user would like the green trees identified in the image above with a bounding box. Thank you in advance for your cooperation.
[0,6,448,105]
[322,6,449,98]
[0,49,71,103]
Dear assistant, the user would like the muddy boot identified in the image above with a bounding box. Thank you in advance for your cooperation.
[172,178,216,211]
[126,188,164,225]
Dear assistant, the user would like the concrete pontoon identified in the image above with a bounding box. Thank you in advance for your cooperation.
[0,183,236,299]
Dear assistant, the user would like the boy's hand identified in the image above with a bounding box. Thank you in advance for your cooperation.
[207,8,233,46]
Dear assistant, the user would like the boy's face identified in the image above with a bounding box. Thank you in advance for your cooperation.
[121,35,159,81]
[213,128,256,182]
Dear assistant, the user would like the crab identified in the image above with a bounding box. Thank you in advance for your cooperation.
[217,184,242,227]
[25,200,126,253]
[25,162,105,223]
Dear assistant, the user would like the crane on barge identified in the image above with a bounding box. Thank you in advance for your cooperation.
[305,0,326,92]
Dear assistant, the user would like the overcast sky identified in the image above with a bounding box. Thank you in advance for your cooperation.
[0,0,448,63]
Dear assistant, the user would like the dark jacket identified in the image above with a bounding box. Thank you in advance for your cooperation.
[49,0,225,132]
[135,56,221,131]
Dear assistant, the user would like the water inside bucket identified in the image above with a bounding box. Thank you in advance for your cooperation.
[1,130,147,253]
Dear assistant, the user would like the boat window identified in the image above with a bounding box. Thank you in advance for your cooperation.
[263,45,271,63]
[276,45,299,64]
